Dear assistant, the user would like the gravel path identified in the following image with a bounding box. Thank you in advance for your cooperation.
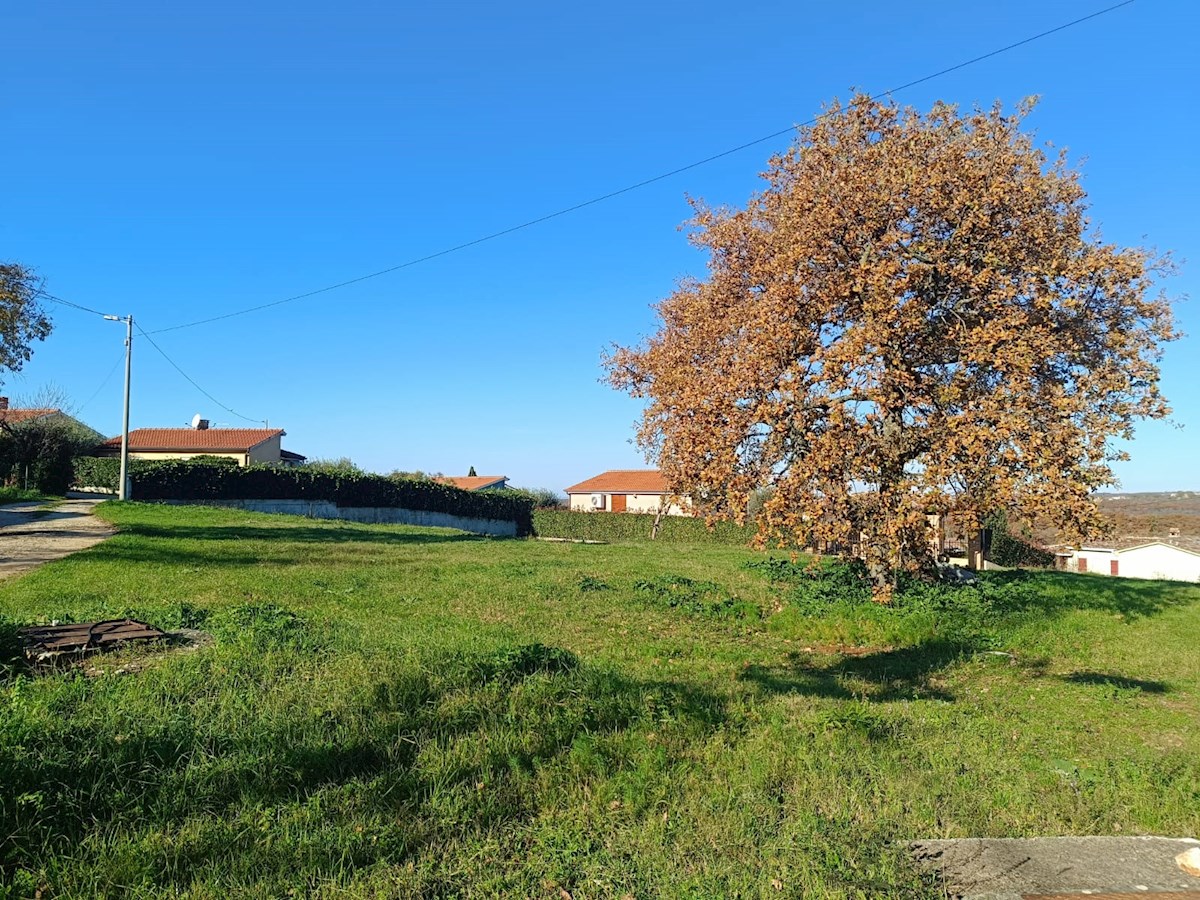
[0,498,114,579]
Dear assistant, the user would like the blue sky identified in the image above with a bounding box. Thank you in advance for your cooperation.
[3,0,1197,492]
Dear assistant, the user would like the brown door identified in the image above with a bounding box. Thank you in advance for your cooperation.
[1077,557,1087,573]
[611,494,627,513]
[1110,559,1119,576]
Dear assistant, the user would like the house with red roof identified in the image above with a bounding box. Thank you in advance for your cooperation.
[563,469,691,516]
[95,422,305,467]
[0,397,102,437]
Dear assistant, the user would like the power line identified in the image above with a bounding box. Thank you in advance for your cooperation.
[144,0,1135,336]
[134,324,266,425]
[37,290,109,319]
[76,350,126,414]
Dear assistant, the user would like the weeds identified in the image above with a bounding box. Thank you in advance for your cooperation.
[633,575,760,621]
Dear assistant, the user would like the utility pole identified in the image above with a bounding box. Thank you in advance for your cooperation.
[105,314,133,500]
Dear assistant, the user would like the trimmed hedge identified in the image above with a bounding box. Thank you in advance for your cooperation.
[71,458,534,535]
[532,509,757,545]
[71,457,156,492]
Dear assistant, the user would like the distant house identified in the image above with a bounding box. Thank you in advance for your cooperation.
[0,397,103,442]
[96,423,305,467]
[1062,539,1200,582]
[435,475,509,491]
[564,469,690,516]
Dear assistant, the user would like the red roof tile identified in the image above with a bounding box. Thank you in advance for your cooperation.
[564,470,668,495]
[434,475,509,491]
[100,428,284,452]
[0,408,59,425]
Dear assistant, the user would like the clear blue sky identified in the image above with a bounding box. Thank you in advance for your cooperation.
[3,0,1197,492]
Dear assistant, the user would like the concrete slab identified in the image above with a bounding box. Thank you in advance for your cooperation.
[910,836,1200,899]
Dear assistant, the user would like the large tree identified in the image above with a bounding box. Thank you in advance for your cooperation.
[0,263,53,387]
[606,96,1177,597]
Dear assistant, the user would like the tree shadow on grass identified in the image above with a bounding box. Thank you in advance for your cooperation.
[739,640,980,702]
[985,569,1200,620]
[1058,670,1170,694]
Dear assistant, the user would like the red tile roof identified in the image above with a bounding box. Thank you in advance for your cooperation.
[100,428,284,452]
[565,470,668,495]
[0,408,59,425]
[435,475,509,491]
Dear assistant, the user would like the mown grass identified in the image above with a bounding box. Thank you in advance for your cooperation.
[1,503,1198,898]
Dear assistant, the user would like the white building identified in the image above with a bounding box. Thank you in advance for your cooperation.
[1064,540,1200,582]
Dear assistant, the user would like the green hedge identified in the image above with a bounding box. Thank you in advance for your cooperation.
[988,529,1056,568]
[71,458,533,535]
[71,457,150,491]
[532,509,757,545]
[984,511,1056,568]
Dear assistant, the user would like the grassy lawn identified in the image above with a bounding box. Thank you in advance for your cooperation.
[0,488,53,505]
[2,503,1198,899]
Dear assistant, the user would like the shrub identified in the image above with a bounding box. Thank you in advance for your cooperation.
[1,416,99,494]
[633,575,760,621]
[532,509,757,545]
[505,486,564,509]
[986,512,1056,568]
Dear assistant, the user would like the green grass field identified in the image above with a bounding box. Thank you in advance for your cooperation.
[2,503,1198,899]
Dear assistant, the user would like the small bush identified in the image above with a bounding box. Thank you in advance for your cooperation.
[742,557,809,582]
[633,575,760,621]
[479,643,581,681]
[986,511,1056,568]
[577,575,610,592]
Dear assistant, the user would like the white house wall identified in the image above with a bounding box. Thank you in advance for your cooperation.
[566,492,690,516]
[1070,548,1114,575]
[1069,544,1200,582]
[1115,544,1200,582]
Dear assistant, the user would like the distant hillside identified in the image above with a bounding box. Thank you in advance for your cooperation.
[1092,491,1200,542]
[1017,492,1200,549]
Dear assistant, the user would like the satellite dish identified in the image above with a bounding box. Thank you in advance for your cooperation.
[190,413,203,428]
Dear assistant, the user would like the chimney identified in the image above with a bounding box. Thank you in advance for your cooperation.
[0,397,8,410]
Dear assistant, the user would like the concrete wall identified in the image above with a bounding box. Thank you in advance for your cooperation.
[165,498,518,537]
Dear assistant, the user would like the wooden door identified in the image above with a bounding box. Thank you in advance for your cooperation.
[611,494,627,513]
[1110,559,1119,576]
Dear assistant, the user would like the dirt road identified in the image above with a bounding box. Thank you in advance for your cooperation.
[0,498,114,579]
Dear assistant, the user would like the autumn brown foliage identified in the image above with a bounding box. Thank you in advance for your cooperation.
[606,96,1177,597]
[0,263,53,387]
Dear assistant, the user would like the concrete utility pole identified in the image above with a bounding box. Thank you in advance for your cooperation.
[104,314,133,500]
